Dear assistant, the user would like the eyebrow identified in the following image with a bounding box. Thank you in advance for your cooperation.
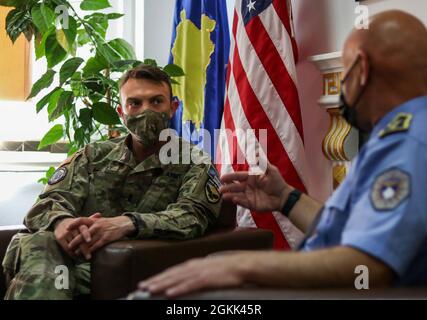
[126,95,166,103]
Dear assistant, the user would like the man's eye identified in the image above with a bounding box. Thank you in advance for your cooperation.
[152,98,162,105]
[129,101,141,107]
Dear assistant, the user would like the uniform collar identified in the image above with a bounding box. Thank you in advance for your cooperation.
[107,134,167,173]
[371,95,427,137]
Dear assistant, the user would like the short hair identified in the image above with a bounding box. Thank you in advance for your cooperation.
[119,64,173,101]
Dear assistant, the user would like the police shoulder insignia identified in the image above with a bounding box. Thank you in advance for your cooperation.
[48,167,68,185]
[378,113,413,138]
[370,168,411,211]
[205,179,221,204]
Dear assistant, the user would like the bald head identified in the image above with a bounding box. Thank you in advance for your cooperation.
[341,10,427,131]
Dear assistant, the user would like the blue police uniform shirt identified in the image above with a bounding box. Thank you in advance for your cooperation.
[303,96,427,286]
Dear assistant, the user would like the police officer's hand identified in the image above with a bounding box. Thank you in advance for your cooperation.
[138,253,249,297]
[67,215,135,255]
[219,162,291,212]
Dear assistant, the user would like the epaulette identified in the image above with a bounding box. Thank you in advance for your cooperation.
[378,112,413,138]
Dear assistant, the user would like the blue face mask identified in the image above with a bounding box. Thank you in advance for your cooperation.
[339,57,370,132]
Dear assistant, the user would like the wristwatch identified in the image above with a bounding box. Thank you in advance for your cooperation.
[281,189,302,217]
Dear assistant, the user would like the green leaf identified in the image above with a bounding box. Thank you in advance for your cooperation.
[38,124,64,150]
[82,56,108,76]
[74,127,85,145]
[67,144,79,157]
[36,87,61,113]
[6,8,32,43]
[27,69,56,100]
[38,166,55,185]
[82,75,107,96]
[77,29,91,46]
[79,108,92,127]
[143,59,157,67]
[0,0,24,7]
[107,13,124,20]
[61,16,77,52]
[34,27,54,59]
[163,64,185,77]
[40,4,55,29]
[50,91,74,121]
[31,6,48,33]
[92,102,120,125]
[108,38,136,60]
[47,88,64,118]
[112,59,141,69]
[80,0,111,11]
[85,13,108,38]
[45,32,67,68]
[60,57,84,86]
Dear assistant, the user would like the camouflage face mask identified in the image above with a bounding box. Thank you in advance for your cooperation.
[124,109,170,149]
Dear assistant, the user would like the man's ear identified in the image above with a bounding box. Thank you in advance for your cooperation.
[358,51,370,86]
[170,98,179,118]
[117,105,125,120]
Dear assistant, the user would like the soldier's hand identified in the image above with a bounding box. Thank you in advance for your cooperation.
[65,213,102,259]
[54,218,92,259]
[82,216,135,254]
[219,162,291,212]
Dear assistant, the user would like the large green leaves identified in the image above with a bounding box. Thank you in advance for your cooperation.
[108,38,136,60]
[60,57,84,85]
[80,0,111,11]
[49,91,74,121]
[5,8,33,43]
[27,69,56,99]
[31,5,55,33]
[92,102,120,125]
[36,87,61,113]
[61,16,77,53]
[45,32,67,68]
[38,124,64,150]
[163,64,185,77]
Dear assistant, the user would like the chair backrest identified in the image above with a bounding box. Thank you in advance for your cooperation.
[214,200,237,229]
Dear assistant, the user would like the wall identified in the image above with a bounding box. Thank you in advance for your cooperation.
[365,0,427,25]
[291,0,358,201]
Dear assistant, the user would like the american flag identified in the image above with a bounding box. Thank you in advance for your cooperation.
[216,0,307,249]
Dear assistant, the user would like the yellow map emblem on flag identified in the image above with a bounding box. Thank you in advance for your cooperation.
[171,10,216,128]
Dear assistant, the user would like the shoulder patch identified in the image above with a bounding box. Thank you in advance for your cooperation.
[48,167,68,185]
[370,168,411,211]
[207,165,221,189]
[205,179,221,204]
[378,113,413,138]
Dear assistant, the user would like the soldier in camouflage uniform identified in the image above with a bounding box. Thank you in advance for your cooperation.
[2,65,222,299]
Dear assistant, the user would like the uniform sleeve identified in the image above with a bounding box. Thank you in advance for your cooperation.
[24,149,90,232]
[123,163,222,240]
[341,136,427,277]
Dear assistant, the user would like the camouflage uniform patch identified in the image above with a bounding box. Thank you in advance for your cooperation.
[48,167,68,185]
[205,179,221,204]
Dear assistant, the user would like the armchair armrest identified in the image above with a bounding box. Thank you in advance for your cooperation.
[91,228,273,300]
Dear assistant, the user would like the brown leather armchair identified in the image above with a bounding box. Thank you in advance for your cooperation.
[0,201,273,299]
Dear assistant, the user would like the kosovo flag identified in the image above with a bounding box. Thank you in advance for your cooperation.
[169,0,230,158]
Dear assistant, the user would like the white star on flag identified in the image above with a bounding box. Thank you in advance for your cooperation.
[247,0,256,12]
